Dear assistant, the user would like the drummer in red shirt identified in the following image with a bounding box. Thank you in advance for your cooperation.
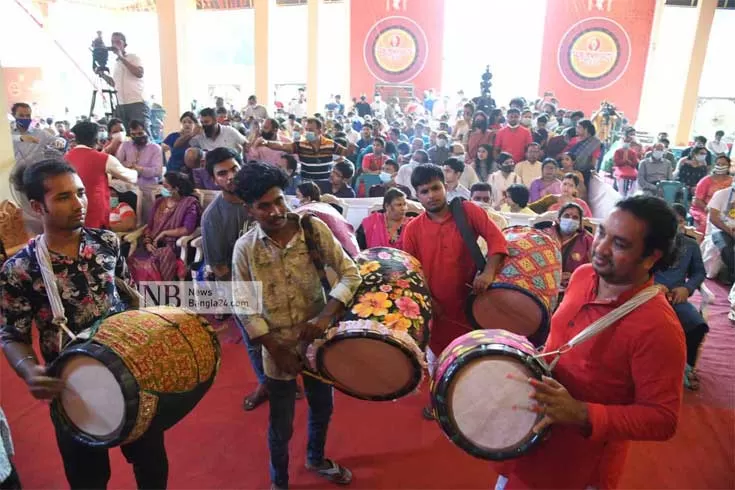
[498,195,685,489]
[401,164,508,420]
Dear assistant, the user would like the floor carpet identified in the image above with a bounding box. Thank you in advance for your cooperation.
[2,281,733,489]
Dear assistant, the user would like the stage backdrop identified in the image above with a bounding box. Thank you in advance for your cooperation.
[350,0,445,101]
[539,0,656,122]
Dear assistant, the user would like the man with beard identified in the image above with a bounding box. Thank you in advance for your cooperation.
[497,195,685,489]
[191,107,248,154]
[232,162,360,489]
[0,160,169,489]
[401,164,508,420]
[248,118,286,166]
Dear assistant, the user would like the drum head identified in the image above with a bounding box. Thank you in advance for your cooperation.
[448,356,539,454]
[59,355,126,438]
[469,288,543,337]
[319,337,419,400]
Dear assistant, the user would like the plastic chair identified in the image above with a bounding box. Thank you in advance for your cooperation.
[657,181,689,209]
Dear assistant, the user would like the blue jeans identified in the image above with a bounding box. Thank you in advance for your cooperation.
[233,315,266,385]
[268,375,333,488]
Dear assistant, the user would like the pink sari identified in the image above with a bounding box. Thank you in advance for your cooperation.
[296,202,360,257]
[128,196,201,282]
[361,212,413,250]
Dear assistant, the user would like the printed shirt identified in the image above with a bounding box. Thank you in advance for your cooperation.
[294,136,346,181]
[232,215,361,380]
[0,229,130,363]
[505,264,685,489]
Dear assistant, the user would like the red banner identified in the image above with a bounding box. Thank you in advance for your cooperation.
[3,67,45,107]
[350,0,445,100]
[538,0,656,122]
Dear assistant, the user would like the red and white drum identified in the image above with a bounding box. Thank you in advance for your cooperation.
[430,329,550,461]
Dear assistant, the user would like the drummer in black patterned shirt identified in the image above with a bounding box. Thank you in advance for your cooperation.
[232,162,361,490]
[0,160,169,489]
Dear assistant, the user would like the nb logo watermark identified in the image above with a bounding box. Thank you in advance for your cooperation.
[136,281,263,315]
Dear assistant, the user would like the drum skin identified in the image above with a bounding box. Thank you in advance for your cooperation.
[316,247,431,401]
[430,329,551,461]
[467,226,561,341]
[48,306,221,448]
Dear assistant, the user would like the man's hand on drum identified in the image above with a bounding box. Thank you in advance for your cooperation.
[298,316,332,344]
[512,375,589,434]
[24,364,65,400]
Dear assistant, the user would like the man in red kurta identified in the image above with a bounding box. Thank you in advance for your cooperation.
[402,164,508,418]
[498,195,685,489]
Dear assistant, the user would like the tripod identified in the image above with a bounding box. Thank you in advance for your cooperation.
[89,74,119,120]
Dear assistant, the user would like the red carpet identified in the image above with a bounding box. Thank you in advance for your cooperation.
[2,281,734,489]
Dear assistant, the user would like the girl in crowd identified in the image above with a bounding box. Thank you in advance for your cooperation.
[161,111,198,173]
[557,152,587,200]
[356,188,414,250]
[103,118,125,155]
[128,172,202,282]
[548,173,592,217]
[473,143,496,182]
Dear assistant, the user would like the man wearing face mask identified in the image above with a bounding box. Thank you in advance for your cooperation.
[395,149,430,198]
[256,118,354,182]
[494,108,533,163]
[427,131,451,166]
[191,107,248,154]
[368,160,412,197]
[11,102,66,166]
[681,135,713,167]
[116,120,163,223]
[247,118,286,167]
[466,110,494,166]
[637,142,673,195]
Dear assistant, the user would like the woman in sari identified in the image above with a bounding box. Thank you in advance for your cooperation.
[690,156,732,232]
[128,172,202,282]
[356,188,414,250]
[528,159,562,203]
[565,119,601,189]
[555,202,593,288]
[548,173,592,217]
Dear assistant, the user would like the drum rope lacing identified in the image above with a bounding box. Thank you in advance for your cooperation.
[35,235,77,350]
[533,285,662,371]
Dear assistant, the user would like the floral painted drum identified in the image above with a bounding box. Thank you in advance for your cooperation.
[313,247,432,401]
[430,329,551,461]
[467,225,561,344]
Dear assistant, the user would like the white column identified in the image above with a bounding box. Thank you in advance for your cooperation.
[156,0,190,134]
[307,0,319,115]
[0,63,16,201]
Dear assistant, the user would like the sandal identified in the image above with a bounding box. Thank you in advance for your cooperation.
[243,385,268,411]
[305,458,352,485]
[684,365,700,391]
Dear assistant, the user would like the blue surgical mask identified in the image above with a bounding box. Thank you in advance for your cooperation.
[160,188,172,198]
[559,217,580,235]
[379,171,392,183]
[110,197,119,208]
[292,131,301,141]
[305,131,317,142]
[15,118,32,131]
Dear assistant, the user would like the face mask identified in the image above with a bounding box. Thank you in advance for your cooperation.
[133,135,148,146]
[305,131,317,142]
[110,197,119,208]
[160,188,172,198]
[559,217,580,234]
[473,119,488,131]
[290,197,301,209]
[695,154,707,162]
[437,139,447,148]
[292,131,301,141]
[622,143,630,149]
[502,165,514,173]
[409,159,419,166]
[563,117,572,126]
[652,150,664,160]
[261,131,275,141]
[379,171,392,183]
[203,125,216,137]
[98,131,108,141]
[15,118,32,131]
[521,118,532,127]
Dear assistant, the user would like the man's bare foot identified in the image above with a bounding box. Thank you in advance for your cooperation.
[243,383,268,411]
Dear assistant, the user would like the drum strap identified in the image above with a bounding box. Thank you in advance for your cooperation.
[535,285,662,371]
[300,213,332,295]
[34,235,78,349]
[449,198,486,272]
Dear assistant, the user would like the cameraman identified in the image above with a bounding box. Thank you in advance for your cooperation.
[97,32,150,135]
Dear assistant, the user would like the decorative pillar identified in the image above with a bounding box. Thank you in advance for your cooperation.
[342,0,350,104]
[254,0,270,107]
[156,0,189,135]
[0,63,16,201]
[674,0,716,146]
[307,0,319,115]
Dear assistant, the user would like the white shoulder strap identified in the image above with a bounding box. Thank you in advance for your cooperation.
[34,235,77,346]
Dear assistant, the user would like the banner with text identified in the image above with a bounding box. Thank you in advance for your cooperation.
[538,0,656,122]
[350,0,445,100]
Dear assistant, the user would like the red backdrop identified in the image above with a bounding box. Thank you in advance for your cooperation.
[3,67,45,108]
[538,0,656,122]
[350,0,445,100]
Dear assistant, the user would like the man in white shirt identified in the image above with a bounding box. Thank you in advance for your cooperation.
[707,130,729,157]
[703,184,735,281]
[395,149,429,197]
[191,108,248,154]
[243,95,269,121]
[443,157,471,202]
[97,32,149,134]
[10,102,66,166]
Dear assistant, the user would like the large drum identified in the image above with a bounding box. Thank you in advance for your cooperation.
[310,247,431,401]
[48,306,221,448]
[431,329,550,461]
[467,226,561,340]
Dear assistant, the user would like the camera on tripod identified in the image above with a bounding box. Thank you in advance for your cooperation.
[91,30,115,74]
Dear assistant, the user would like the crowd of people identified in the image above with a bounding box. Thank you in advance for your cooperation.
[1,31,734,490]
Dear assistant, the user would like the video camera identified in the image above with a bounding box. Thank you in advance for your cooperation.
[91,31,115,74]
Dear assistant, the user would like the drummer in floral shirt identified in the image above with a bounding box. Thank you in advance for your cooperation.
[0,160,169,490]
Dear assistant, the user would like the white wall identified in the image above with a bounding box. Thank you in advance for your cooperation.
[269,3,308,104]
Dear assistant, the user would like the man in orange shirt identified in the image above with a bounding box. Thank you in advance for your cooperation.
[494,108,533,163]
[498,195,685,489]
[402,164,508,419]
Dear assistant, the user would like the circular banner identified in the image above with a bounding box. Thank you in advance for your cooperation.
[363,16,429,84]
[557,17,631,91]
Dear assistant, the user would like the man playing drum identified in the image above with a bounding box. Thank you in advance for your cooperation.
[231,162,361,490]
[498,195,685,489]
[401,163,508,420]
[0,160,169,489]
